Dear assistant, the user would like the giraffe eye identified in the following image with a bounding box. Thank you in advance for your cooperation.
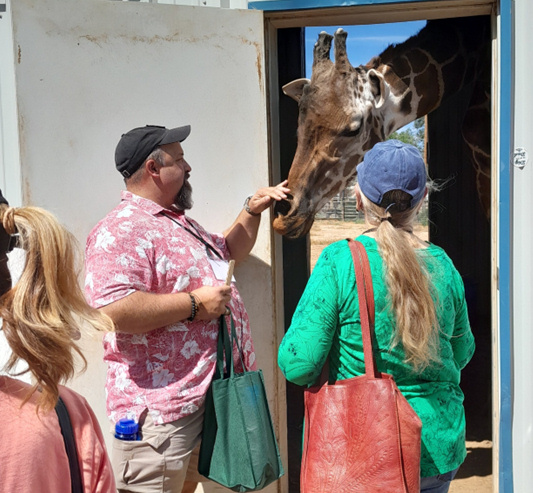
[341,126,361,138]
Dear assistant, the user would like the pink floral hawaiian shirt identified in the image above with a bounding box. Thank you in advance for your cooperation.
[85,191,256,425]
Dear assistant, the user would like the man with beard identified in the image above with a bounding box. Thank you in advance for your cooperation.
[84,124,289,493]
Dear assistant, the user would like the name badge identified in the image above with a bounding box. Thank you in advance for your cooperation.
[208,258,236,283]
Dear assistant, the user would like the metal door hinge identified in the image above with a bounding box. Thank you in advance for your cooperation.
[513,147,529,170]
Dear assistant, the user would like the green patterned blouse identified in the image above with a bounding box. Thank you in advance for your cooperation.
[278,235,475,477]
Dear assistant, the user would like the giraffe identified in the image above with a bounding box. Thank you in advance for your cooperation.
[273,16,491,239]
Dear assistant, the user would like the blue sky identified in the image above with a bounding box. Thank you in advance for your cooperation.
[305,21,426,78]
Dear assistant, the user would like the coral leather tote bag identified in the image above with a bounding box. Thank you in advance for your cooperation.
[300,239,422,493]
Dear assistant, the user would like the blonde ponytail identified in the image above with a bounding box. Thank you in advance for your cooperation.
[0,205,113,411]
[359,190,439,371]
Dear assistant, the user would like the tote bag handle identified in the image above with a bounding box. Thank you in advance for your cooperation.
[215,314,247,379]
[347,239,380,379]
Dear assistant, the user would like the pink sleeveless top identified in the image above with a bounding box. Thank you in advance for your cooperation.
[0,376,116,493]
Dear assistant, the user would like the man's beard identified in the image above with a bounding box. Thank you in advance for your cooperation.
[174,179,193,210]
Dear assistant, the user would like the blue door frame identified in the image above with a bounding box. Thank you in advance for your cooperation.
[252,0,515,489]
[498,0,513,490]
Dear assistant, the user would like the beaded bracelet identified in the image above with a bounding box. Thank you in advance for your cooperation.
[188,293,198,321]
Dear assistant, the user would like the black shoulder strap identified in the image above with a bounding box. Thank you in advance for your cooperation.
[55,396,83,493]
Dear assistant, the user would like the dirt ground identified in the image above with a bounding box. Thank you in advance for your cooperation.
[310,220,493,493]
[450,440,493,492]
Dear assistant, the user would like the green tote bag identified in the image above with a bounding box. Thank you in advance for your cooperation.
[198,315,284,492]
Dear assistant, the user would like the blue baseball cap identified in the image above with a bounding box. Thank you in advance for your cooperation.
[357,140,427,208]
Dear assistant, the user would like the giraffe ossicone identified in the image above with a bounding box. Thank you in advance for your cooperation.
[273,16,490,239]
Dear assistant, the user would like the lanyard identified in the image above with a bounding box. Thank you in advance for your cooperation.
[163,213,224,260]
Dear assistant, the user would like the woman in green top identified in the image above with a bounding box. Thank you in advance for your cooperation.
[278,140,475,493]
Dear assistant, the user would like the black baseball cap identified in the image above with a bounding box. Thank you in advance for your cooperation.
[115,124,191,178]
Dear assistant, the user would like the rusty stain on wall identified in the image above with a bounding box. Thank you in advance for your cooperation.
[78,34,106,48]
[77,31,265,92]
[17,115,32,205]
[78,31,261,54]
[22,176,33,206]
[256,50,263,92]
[235,35,264,93]
[78,32,226,47]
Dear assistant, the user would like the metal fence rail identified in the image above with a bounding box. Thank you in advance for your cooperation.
[315,188,363,221]
[316,184,429,225]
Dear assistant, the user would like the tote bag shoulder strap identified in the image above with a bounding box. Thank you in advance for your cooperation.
[347,239,380,379]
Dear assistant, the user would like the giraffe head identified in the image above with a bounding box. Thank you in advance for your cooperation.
[274,18,491,237]
[273,29,400,239]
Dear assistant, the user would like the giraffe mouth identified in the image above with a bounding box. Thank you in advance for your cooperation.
[274,195,292,217]
[273,197,316,239]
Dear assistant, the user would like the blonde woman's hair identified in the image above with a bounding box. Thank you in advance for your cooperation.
[359,188,439,371]
[0,204,113,411]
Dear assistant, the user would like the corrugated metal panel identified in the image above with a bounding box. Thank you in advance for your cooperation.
[117,0,248,7]
[250,0,430,9]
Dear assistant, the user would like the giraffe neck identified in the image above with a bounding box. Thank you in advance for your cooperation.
[368,16,489,135]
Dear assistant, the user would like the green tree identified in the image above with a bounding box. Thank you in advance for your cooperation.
[388,117,425,153]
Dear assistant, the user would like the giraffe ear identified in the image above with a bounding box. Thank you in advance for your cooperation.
[367,69,389,109]
[282,78,310,102]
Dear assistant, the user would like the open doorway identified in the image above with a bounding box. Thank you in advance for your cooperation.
[274,13,493,493]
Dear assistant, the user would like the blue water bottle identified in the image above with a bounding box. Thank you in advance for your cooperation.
[115,418,140,441]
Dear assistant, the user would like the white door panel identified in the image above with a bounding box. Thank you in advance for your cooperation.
[2,2,284,491]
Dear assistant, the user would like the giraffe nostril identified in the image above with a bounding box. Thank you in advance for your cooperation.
[274,195,293,217]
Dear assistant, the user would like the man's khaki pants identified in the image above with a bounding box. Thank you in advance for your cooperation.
[112,407,206,493]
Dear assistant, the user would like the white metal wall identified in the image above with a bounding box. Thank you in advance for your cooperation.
[512,0,533,490]
[0,1,285,491]
[0,0,21,203]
